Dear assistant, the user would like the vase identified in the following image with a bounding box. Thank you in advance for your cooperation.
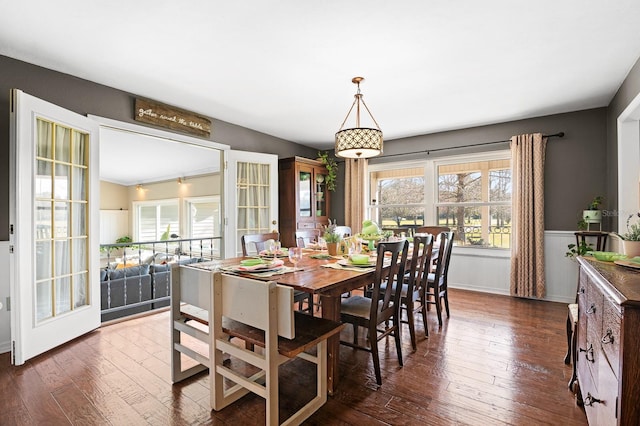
[622,240,640,258]
[326,242,338,256]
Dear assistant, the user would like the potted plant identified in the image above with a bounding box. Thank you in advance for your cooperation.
[317,151,338,191]
[615,212,640,257]
[582,196,604,225]
[323,219,342,255]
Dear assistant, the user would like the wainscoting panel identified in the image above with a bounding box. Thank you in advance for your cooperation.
[449,231,580,304]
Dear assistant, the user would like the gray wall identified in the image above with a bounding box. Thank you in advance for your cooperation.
[331,108,608,231]
[0,55,317,241]
[606,55,640,229]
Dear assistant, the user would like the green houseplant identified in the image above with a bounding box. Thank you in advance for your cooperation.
[615,212,640,257]
[323,219,341,255]
[582,196,604,226]
[317,151,338,191]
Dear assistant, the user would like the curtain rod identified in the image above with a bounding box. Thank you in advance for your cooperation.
[373,131,565,160]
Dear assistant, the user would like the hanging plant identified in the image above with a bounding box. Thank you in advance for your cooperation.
[317,151,338,191]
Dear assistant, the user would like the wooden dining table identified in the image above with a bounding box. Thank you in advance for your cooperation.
[192,251,380,395]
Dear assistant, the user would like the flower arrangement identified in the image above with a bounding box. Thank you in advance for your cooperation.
[323,218,342,243]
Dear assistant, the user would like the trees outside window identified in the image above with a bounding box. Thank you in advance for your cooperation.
[367,153,511,249]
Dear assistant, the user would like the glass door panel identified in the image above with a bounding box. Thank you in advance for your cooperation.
[299,171,312,217]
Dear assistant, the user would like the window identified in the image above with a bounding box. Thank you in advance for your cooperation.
[133,199,179,242]
[367,151,511,249]
[369,166,425,230]
[436,158,511,248]
[185,196,221,257]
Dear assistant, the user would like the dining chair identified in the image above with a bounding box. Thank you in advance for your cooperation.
[415,225,451,235]
[241,232,313,315]
[334,226,352,238]
[340,239,409,386]
[295,229,321,248]
[240,232,280,256]
[379,234,434,350]
[425,231,454,326]
[171,269,344,425]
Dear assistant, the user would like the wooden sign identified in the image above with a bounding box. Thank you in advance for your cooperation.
[134,98,212,138]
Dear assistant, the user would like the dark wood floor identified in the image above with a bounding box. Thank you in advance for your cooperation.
[0,288,587,425]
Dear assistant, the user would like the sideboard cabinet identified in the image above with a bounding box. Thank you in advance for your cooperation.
[278,157,330,248]
[575,257,640,425]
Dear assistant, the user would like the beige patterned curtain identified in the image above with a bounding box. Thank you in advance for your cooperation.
[344,158,367,231]
[510,133,547,298]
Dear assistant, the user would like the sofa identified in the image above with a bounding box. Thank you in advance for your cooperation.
[100,257,203,322]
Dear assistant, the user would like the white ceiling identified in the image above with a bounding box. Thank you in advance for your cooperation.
[98,127,220,186]
[2,0,640,152]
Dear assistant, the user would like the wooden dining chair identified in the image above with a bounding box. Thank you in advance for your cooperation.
[241,232,313,315]
[415,225,451,235]
[171,268,344,425]
[425,231,454,326]
[378,234,434,350]
[295,229,321,248]
[240,232,280,256]
[340,240,409,386]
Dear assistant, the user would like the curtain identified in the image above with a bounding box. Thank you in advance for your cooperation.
[510,133,547,298]
[344,158,368,232]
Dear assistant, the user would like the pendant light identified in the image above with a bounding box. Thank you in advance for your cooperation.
[335,76,383,159]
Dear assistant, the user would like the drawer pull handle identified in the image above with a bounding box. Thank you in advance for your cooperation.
[579,344,595,363]
[584,393,602,406]
[586,304,596,314]
[601,329,615,345]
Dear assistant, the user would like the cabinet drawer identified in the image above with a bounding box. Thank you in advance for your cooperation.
[297,222,317,229]
[601,297,621,376]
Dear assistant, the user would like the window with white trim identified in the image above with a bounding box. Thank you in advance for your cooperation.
[184,196,221,257]
[367,151,511,249]
[133,199,179,242]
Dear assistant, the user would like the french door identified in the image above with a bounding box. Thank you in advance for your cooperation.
[10,90,100,365]
[225,150,279,257]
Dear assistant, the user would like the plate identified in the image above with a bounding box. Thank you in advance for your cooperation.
[222,265,285,273]
[614,259,640,270]
[337,259,375,268]
[259,249,289,258]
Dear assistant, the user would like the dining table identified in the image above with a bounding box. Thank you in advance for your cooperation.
[189,241,437,396]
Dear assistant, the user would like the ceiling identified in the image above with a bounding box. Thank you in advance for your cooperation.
[98,127,220,185]
[2,1,640,152]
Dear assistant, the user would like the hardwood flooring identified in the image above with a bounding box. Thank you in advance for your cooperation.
[0,289,587,425]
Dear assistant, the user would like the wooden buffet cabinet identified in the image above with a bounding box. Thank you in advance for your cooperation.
[575,257,640,425]
[278,157,330,248]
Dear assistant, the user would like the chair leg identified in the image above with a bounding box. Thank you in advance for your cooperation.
[393,319,403,367]
[434,290,443,326]
[421,302,429,337]
[564,314,572,365]
[443,289,450,318]
[370,327,382,386]
[405,303,417,351]
[353,324,359,345]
